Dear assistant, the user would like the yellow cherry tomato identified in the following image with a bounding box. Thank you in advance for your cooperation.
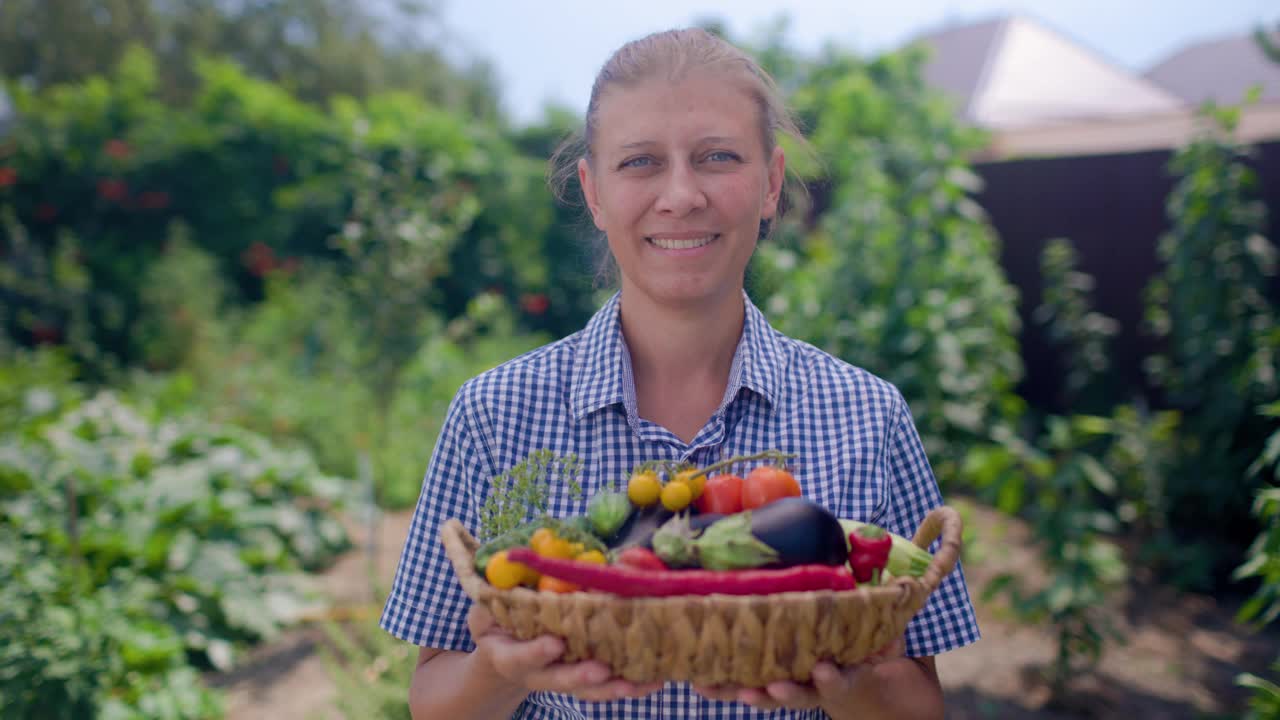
[627,470,662,507]
[529,528,558,556]
[575,549,607,564]
[485,551,527,590]
[674,469,707,499]
[536,537,576,559]
[660,480,693,512]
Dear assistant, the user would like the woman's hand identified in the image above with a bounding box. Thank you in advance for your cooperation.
[693,637,913,715]
[467,604,664,703]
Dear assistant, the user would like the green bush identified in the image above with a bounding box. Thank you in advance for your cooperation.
[1144,103,1280,581]
[758,45,1024,483]
[2,46,585,376]
[0,352,352,718]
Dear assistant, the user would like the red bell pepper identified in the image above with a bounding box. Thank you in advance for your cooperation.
[848,524,892,584]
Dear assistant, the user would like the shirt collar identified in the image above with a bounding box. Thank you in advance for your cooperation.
[568,290,783,421]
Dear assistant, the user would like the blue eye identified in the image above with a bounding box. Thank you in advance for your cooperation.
[620,156,653,169]
[706,151,740,163]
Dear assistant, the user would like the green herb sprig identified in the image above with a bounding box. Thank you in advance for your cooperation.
[478,449,583,540]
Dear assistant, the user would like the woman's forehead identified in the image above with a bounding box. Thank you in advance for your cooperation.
[592,73,760,147]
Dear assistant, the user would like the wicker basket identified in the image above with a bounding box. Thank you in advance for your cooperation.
[440,506,962,686]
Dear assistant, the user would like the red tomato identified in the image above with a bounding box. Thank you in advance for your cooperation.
[615,546,669,572]
[741,466,801,510]
[695,474,744,515]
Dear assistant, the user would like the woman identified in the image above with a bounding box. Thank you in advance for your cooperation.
[381,27,979,720]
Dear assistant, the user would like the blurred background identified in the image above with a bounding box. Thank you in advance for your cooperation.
[2,1,1280,718]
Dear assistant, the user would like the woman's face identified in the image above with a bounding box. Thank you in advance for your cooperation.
[579,69,785,310]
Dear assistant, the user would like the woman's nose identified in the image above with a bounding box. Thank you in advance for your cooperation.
[654,161,707,216]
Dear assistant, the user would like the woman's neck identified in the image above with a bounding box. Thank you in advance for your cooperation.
[618,287,745,441]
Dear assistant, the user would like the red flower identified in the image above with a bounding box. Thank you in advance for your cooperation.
[137,191,170,210]
[0,167,15,187]
[97,178,128,202]
[34,203,57,222]
[31,323,62,345]
[241,241,279,277]
[104,139,131,160]
[520,293,550,316]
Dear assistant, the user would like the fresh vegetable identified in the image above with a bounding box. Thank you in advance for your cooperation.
[694,474,744,514]
[575,549,607,564]
[507,548,857,597]
[741,465,802,510]
[838,520,931,578]
[537,575,580,593]
[485,551,530,590]
[653,512,778,569]
[672,468,707,499]
[652,497,848,570]
[848,524,893,584]
[627,470,662,507]
[586,490,633,538]
[474,520,540,573]
[660,480,693,511]
[614,546,669,571]
[553,518,608,554]
[606,504,674,549]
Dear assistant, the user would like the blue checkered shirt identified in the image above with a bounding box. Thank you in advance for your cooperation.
[381,290,980,719]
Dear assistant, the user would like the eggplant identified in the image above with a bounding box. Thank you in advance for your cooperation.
[743,497,848,567]
[652,498,848,569]
[605,504,674,549]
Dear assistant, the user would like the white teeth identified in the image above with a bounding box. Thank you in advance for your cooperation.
[648,235,716,250]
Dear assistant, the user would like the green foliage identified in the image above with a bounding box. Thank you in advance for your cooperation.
[760,44,1023,481]
[3,45,579,376]
[317,618,414,720]
[0,351,352,718]
[1235,425,1280,720]
[1238,657,1280,720]
[970,415,1133,700]
[1034,238,1121,413]
[130,258,550,509]
[478,450,584,540]
[1143,103,1280,575]
[0,0,500,117]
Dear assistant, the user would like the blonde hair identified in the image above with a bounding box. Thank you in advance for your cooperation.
[548,28,810,260]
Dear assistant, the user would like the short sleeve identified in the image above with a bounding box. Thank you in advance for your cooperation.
[877,394,981,658]
[380,386,492,651]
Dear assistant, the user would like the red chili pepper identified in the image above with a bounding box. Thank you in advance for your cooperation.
[615,546,669,572]
[506,548,856,597]
[848,525,892,584]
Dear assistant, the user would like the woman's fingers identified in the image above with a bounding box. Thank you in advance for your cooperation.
[479,632,564,681]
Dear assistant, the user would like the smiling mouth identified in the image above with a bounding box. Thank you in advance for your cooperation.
[646,234,719,250]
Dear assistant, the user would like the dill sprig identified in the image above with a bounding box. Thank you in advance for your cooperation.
[478,449,584,540]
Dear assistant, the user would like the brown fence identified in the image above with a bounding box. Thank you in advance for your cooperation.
[972,140,1280,412]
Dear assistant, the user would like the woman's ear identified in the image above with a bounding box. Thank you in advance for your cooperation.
[762,145,786,220]
[579,158,605,230]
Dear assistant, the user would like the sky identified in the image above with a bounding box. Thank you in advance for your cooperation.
[434,0,1278,125]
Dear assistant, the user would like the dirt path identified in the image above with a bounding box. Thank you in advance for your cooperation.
[211,501,1278,720]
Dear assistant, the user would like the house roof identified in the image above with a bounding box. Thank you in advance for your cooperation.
[910,14,1185,129]
[1144,31,1280,106]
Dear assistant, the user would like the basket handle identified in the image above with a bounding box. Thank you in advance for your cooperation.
[909,505,963,594]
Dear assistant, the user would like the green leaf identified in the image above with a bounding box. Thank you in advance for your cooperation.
[1078,456,1117,495]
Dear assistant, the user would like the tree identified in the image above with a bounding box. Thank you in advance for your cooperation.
[0,0,502,120]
